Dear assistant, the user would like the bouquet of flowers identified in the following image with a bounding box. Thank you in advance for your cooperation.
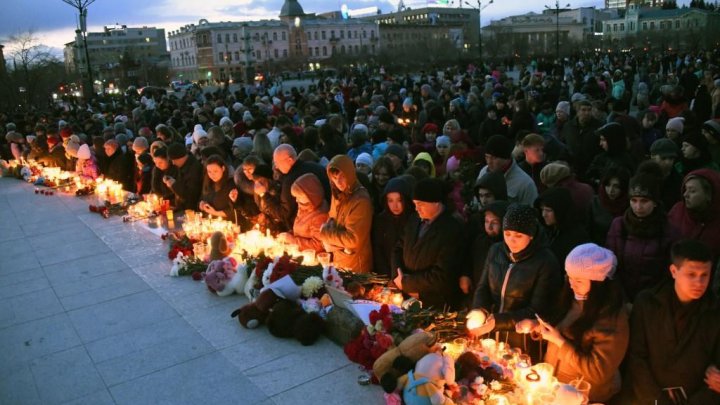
[169,251,208,279]
[164,233,198,260]
[344,304,395,373]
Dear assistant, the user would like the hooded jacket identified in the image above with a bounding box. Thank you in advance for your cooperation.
[290,173,329,252]
[469,201,510,284]
[473,227,563,347]
[372,176,414,277]
[535,187,591,264]
[319,155,373,273]
[474,171,508,202]
[667,169,720,258]
[412,152,436,178]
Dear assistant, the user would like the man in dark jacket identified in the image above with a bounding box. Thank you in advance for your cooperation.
[392,178,465,310]
[164,143,203,211]
[625,239,720,405]
[272,144,330,230]
[150,147,177,204]
[560,100,602,182]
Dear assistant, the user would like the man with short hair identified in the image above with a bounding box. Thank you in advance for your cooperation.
[476,135,538,206]
[626,239,720,404]
[518,133,548,192]
[560,100,603,181]
[163,143,203,210]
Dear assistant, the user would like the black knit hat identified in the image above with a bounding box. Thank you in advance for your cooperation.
[503,204,538,236]
[413,178,444,203]
[628,173,661,203]
[167,143,187,160]
[252,164,274,180]
[485,135,514,160]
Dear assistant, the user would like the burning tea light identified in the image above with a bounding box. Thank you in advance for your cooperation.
[466,309,488,330]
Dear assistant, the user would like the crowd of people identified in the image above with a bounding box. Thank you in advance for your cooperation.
[2,48,720,404]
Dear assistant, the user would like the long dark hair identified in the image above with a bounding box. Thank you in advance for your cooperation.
[556,277,625,347]
[202,154,231,195]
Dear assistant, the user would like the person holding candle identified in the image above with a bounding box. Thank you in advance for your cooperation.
[392,177,465,309]
[150,147,177,204]
[75,144,100,181]
[469,204,562,357]
[103,139,133,191]
[276,173,329,253]
[516,243,629,403]
[250,164,285,234]
[198,154,236,220]
[164,143,203,211]
[624,239,720,405]
[318,155,373,273]
[372,175,416,277]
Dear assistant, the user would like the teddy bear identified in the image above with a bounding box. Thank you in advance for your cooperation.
[266,299,325,346]
[402,352,457,405]
[204,258,246,297]
[231,288,280,328]
[373,331,438,394]
[230,274,301,329]
[207,231,231,261]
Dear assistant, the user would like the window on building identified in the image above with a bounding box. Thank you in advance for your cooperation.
[606,24,610,32]
[274,49,279,58]
[256,50,261,60]
[217,34,222,43]
[234,51,239,61]
[363,30,367,38]
[331,30,335,38]
[314,31,318,40]
[233,33,238,42]
[341,45,345,54]
[643,22,647,30]
[340,30,344,39]
[315,46,319,55]
[308,47,313,56]
[225,34,230,43]
[371,30,375,38]
[322,31,326,40]
[283,49,287,57]
[332,45,336,54]
[282,32,286,41]
[354,31,358,38]
[348,30,351,38]
[273,32,277,41]
[620,23,624,31]
[218,52,223,61]
[613,23,617,32]
[650,21,655,30]
[322,46,327,56]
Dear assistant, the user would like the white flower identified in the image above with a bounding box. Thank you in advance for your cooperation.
[262,263,274,287]
[301,276,324,298]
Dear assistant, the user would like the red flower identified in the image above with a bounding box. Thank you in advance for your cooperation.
[192,271,203,281]
[369,310,381,325]
[379,304,390,317]
[382,317,393,332]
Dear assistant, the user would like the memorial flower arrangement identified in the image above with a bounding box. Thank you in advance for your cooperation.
[344,304,396,373]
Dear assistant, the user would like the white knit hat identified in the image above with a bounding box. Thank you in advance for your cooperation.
[666,117,685,134]
[77,144,91,160]
[565,243,617,281]
[192,124,208,143]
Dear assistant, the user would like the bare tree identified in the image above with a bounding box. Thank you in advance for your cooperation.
[3,31,66,110]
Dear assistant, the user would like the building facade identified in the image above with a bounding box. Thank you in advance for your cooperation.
[483,7,604,57]
[64,25,169,83]
[168,0,379,82]
[601,5,720,49]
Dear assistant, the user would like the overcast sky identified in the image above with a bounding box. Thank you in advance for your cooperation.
[1,0,692,56]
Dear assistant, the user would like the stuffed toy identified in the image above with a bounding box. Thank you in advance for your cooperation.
[374,331,438,393]
[230,275,301,328]
[231,288,280,328]
[266,299,325,346]
[204,258,245,297]
[454,352,505,385]
[402,352,457,405]
[207,231,231,261]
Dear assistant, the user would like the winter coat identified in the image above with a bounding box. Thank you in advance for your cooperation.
[201,176,237,221]
[476,160,538,206]
[606,209,679,301]
[469,201,510,285]
[560,116,603,182]
[372,176,414,277]
[393,209,466,310]
[151,165,177,203]
[544,302,629,403]
[76,156,100,181]
[535,187,591,264]
[625,281,720,405]
[554,176,595,225]
[104,150,133,191]
[472,230,563,345]
[170,154,203,211]
[668,169,720,258]
[319,155,373,273]
[290,173,329,252]
[270,159,330,231]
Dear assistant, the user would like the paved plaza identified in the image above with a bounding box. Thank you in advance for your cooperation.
[0,178,383,404]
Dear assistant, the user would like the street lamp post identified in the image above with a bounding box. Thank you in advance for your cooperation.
[545,0,570,62]
[464,0,493,62]
[62,0,96,99]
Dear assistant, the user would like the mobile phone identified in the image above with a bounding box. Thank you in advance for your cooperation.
[535,313,548,327]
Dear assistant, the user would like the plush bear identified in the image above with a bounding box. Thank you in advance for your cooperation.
[402,352,457,405]
[373,331,438,393]
[230,288,281,328]
[454,352,505,385]
[207,231,231,261]
[266,299,325,346]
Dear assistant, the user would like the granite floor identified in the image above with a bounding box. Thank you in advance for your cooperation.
[0,178,383,405]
